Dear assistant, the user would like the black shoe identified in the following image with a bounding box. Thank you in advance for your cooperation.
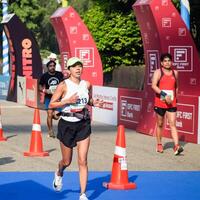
[174,145,184,155]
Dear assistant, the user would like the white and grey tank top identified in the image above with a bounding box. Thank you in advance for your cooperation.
[61,79,89,122]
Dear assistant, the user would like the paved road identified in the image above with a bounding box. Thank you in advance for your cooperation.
[0,100,200,171]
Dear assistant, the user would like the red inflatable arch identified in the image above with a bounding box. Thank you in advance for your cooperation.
[50,6,103,86]
[132,0,200,143]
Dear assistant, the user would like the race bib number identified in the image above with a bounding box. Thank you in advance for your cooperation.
[70,92,89,112]
[76,98,88,105]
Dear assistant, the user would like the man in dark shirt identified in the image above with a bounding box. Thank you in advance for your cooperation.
[39,60,63,138]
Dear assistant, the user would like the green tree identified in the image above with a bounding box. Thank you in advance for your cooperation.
[9,0,59,57]
[83,2,143,72]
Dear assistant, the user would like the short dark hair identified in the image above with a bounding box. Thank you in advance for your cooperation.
[160,53,172,62]
[46,60,56,68]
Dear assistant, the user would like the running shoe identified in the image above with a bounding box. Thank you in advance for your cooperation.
[53,171,63,192]
[79,193,88,200]
[174,144,184,155]
[156,144,164,153]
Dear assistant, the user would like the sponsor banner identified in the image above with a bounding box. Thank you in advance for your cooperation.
[169,46,193,71]
[2,13,43,102]
[17,76,26,105]
[26,78,38,108]
[118,88,143,129]
[133,0,200,143]
[163,95,198,143]
[166,104,194,134]
[50,6,103,86]
[75,47,94,67]
[92,86,118,125]
[0,75,10,100]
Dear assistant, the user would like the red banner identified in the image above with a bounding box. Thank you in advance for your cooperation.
[163,95,198,143]
[132,0,200,143]
[118,88,143,129]
[26,78,38,108]
[50,6,103,86]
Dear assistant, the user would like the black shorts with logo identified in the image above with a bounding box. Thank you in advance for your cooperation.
[57,118,91,148]
[154,106,177,117]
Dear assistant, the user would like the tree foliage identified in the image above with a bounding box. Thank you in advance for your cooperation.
[9,0,60,57]
[83,4,143,72]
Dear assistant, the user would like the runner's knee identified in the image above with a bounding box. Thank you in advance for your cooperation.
[61,159,71,167]
[168,121,176,128]
[157,121,164,128]
[78,158,87,167]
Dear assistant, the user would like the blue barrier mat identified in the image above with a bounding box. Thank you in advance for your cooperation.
[0,171,200,200]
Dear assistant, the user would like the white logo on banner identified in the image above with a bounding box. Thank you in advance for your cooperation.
[162,0,168,6]
[121,100,127,117]
[75,48,94,67]
[62,52,69,66]
[178,28,186,36]
[175,49,187,62]
[172,12,176,17]
[69,12,74,18]
[190,78,196,85]
[169,46,193,71]
[162,18,171,28]
[147,50,159,85]
[120,97,142,123]
[82,34,89,41]
[70,26,77,34]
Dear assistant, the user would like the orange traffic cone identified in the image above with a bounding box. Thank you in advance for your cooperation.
[103,125,136,190]
[0,107,7,141]
[24,108,49,157]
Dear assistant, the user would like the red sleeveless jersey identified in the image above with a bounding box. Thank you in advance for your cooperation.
[154,69,177,108]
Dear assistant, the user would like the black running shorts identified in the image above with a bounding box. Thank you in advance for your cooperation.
[57,118,91,148]
[154,106,177,117]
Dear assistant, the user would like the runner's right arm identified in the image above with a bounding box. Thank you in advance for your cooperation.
[152,69,162,94]
[49,81,78,109]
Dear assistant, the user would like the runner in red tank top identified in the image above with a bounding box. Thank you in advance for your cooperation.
[152,53,183,155]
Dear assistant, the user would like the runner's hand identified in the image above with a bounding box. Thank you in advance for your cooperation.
[68,93,79,104]
[165,95,172,104]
